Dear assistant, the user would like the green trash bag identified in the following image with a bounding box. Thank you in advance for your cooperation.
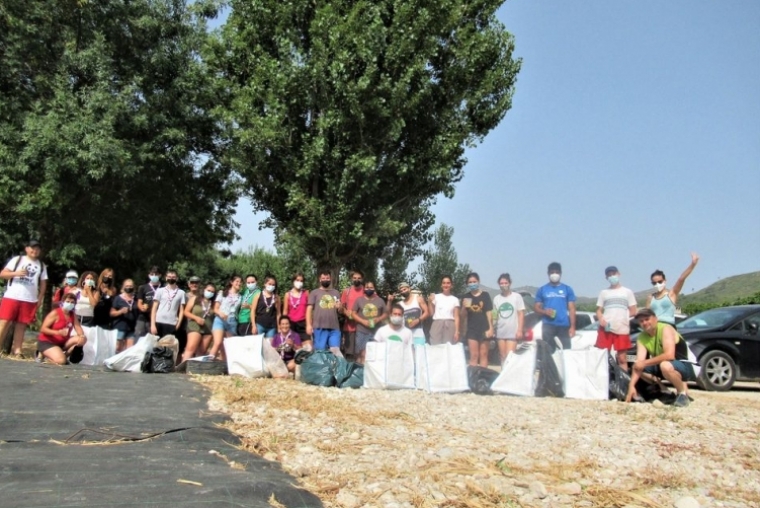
[299,350,338,387]
[335,357,364,389]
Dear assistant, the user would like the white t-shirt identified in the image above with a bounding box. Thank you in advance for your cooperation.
[493,292,526,339]
[432,294,460,320]
[2,256,48,303]
[154,286,186,325]
[596,286,637,334]
[374,324,413,345]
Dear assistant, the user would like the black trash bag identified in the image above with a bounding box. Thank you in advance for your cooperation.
[293,349,313,365]
[335,358,364,389]
[299,350,338,387]
[141,346,175,373]
[608,353,631,401]
[68,345,84,364]
[467,365,499,395]
[534,340,564,397]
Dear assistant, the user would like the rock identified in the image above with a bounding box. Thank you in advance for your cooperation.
[529,481,548,499]
[336,490,360,508]
[674,497,700,508]
[652,399,665,408]
[554,482,582,495]
[349,432,360,440]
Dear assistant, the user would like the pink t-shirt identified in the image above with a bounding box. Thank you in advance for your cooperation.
[286,290,308,322]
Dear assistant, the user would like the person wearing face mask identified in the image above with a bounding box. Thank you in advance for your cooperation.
[182,282,216,362]
[595,266,637,371]
[306,270,343,355]
[492,273,526,364]
[135,266,162,340]
[75,271,99,326]
[282,272,309,340]
[389,282,429,346]
[236,274,260,336]
[111,279,138,351]
[374,304,414,346]
[151,269,186,339]
[37,292,87,365]
[251,275,280,338]
[646,253,700,326]
[53,270,80,304]
[208,275,242,359]
[534,262,577,352]
[350,281,387,364]
[339,270,365,361]
[459,272,494,368]
[92,268,117,329]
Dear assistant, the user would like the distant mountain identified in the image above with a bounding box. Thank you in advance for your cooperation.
[679,271,760,305]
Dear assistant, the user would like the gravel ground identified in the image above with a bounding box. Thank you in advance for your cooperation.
[200,375,760,508]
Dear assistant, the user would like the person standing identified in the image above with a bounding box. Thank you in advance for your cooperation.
[0,240,48,357]
[182,282,216,362]
[208,275,242,358]
[237,274,259,336]
[459,272,494,367]
[646,253,700,326]
[52,270,79,304]
[492,273,525,364]
[340,270,365,360]
[92,268,117,329]
[150,269,186,338]
[350,281,387,364]
[135,266,162,340]
[111,279,138,351]
[306,270,343,355]
[595,266,637,370]
[282,273,309,339]
[534,262,576,351]
[389,282,429,346]
[428,275,460,345]
[252,275,280,338]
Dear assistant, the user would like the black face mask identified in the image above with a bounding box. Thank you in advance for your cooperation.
[352,279,363,287]
[166,278,177,285]
[103,277,113,284]
[124,287,135,294]
[364,289,375,297]
[320,280,331,288]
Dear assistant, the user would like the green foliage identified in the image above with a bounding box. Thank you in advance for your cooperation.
[681,291,760,316]
[209,0,521,274]
[0,0,238,282]
[418,224,471,296]
[679,271,760,306]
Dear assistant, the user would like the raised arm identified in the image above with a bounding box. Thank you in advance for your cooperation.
[670,252,700,304]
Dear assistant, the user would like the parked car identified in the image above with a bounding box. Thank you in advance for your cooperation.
[626,305,760,391]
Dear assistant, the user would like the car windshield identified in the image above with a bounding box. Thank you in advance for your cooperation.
[581,321,598,331]
[678,307,749,329]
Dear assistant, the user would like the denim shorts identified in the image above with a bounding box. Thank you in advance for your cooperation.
[256,323,276,338]
[116,330,135,342]
[644,360,696,382]
[212,316,237,334]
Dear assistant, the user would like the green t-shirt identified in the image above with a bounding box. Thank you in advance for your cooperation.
[637,322,688,361]
[237,288,260,324]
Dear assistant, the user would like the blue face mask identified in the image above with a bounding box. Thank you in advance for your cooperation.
[467,283,479,292]
[149,275,160,284]
[607,275,620,285]
[66,277,77,286]
[203,290,215,299]
[364,289,375,297]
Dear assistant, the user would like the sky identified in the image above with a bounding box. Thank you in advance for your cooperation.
[221,1,760,298]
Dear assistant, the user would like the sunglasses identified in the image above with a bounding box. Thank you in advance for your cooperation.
[651,280,664,285]
[189,281,199,285]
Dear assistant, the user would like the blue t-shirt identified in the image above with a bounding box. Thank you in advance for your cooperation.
[535,283,576,327]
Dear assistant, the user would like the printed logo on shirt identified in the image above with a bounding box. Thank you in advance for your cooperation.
[388,334,402,342]
[361,303,379,318]
[319,295,337,309]
[17,262,38,286]
[498,302,515,319]
[470,301,485,313]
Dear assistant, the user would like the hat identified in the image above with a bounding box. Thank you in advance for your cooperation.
[27,239,41,248]
[634,308,656,320]
[65,270,78,278]
[604,266,619,276]
[398,281,411,290]
[188,276,201,283]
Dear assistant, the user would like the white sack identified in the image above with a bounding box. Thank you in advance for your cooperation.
[104,334,159,372]
[225,335,266,378]
[363,341,415,389]
[491,342,537,396]
[558,348,609,400]
[414,343,469,393]
[81,326,118,366]
[262,338,289,378]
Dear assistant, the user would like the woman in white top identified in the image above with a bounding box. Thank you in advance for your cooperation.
[75,271,99,326]
[427,275,460,345]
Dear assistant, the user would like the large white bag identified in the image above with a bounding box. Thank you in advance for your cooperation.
[363,341,415,389]
[81,326,118,366]
[491,342,537,396]
[225,335,266,378]
[558,348,609,400]
[414,343,469,393]
[262,338,289,378]
[104,334,159,372]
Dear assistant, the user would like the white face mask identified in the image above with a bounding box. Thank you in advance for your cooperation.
[62,302,76,312]
[293,281,303,289]
[390,315,404,326]
[607,275,620,286]
[654,282,665,292]
[265,284,276,293]
[203,290,215,299]
[549,273,561,284]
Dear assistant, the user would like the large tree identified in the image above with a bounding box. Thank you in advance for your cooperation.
[0,0,238,280]
[418,224,471,296]
[210,0,521,275]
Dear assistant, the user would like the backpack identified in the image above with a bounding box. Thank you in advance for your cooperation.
[6,254,46,287]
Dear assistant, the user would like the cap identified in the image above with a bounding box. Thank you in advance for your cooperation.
[398,281,411,290]
[188,276,201,283]
[634,308,656,320]
[27,239,41,248]
[605,266,619,276]
[65,270,78,278]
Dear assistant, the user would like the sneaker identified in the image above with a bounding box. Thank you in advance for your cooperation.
[673,393,690,408]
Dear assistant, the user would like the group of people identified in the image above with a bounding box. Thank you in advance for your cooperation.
[0,239,701,406]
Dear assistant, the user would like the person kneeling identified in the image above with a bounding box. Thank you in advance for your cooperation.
[626,308,695,407]
[38,293,87,365]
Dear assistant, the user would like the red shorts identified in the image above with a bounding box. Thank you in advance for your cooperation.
[595,328,631,352]
[0,298,38,325]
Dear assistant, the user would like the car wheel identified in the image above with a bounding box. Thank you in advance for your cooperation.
[698,350,736,391]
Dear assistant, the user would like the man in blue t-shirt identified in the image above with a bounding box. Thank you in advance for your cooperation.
[533,262,576,351]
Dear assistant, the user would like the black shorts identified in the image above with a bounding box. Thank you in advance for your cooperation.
[38,340,62,353]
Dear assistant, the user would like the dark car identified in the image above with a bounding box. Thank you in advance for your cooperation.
[628,305,760,391]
